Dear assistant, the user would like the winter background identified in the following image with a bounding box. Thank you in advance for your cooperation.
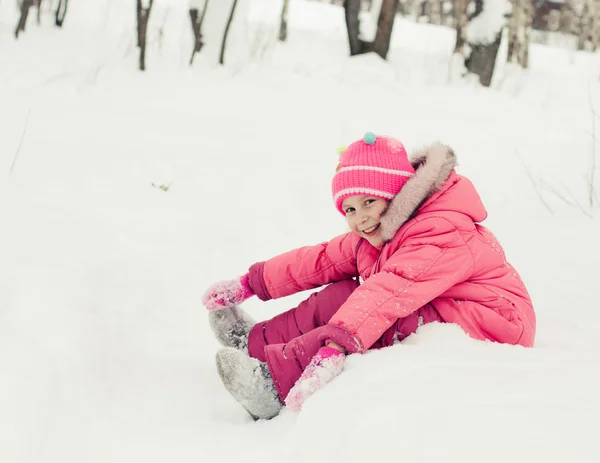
[1,0,599,462]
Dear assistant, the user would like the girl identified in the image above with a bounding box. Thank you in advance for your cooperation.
[203,133,536,420]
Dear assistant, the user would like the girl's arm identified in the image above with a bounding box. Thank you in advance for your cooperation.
[248,232,360,301]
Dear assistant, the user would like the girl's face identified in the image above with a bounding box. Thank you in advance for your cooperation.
[341,195,389,248]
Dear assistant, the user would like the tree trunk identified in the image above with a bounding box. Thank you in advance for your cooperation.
[279,0,290,41]
[344,0,398,59]
[592,0,600,50]
[219,0,239,65]
[189,0,209,65]
[455,0,505,87]
[576,14,585,50]
[428,0,442,25]
[506,0,532,68]
[344,0,366,55]
[563,0,582,39]
[576,0,598,50]
[372,0,399,59]
[454,0,469,52]
[465,31,503,86]
[55,0,68,27]
[136,0,154,71]
[15,0,33,38]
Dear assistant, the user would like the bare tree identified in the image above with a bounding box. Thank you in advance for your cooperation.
[593,0,600,50]
[344,0,363,55]
[574,0,600,50]
[136,0,154,71]
[563,0,599,50]
[219,0,239,65]
[507,0,533,67]
[577,0,592,49]
[427,0,443,24]
[344,0,399,59]
[189,0,209,65]
[372,0,400,58]
[279,0,291,41]
[15,0,34,38]
[562,0,581,37]
[55,0,68,27]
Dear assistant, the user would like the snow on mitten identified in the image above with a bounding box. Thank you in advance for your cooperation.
[285,346,345,412]
[202,274,254,311]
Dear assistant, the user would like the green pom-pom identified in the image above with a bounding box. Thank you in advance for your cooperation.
[336,145,347,156]
[364,132,376,145]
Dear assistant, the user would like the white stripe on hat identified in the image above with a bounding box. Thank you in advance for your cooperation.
[337,165,414,177]
[333,187,395,204]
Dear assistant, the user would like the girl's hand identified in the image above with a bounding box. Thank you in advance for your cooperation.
[325,341,346,353]
[285,346,345,412]
[202,274,254,311]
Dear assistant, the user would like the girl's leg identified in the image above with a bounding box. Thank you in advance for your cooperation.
[370,303,443,349]
[263,303,443,402]
[263,323,360,402]
[214,279,358,419]
[247,279,359,362]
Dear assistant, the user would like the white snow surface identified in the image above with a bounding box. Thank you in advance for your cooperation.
[467,0,512,45]
[1,1,600,462]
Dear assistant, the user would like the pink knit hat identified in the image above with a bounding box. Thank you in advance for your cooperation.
[332,132,415,214]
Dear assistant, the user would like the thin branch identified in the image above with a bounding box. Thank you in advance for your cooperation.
[538,178,592,218]
[189,0,210,65]
[582,129,600,143]
[516,151,553,214]
[10,109,32,174]
[588,81,597,207]
[219,0,238,65]
[200,0,209,29]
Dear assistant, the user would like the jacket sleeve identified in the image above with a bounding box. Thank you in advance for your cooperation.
[248,232,360,301]
[328,217,474,351]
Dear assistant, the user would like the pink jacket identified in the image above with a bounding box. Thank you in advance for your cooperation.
[248,144,535,351]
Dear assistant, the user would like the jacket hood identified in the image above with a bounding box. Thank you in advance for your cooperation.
[379,143,487,242]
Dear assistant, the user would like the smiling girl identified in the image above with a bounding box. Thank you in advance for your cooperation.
[203,132,536,420]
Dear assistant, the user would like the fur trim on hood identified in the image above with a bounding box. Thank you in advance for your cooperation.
[378,143,457,242]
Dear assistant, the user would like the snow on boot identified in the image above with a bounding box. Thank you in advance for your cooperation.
[216,347,282,420]
[208,305,256,354]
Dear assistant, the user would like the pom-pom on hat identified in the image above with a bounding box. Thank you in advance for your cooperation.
[332,132,415,214]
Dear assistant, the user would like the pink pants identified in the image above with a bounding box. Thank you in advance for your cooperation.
[247,279,443,401]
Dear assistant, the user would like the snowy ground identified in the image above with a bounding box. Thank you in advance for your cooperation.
[1,1,599,462]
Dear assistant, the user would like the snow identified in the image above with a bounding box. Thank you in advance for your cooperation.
[1,1,600,462]
[188,0,207,9]
[467,0,512,44]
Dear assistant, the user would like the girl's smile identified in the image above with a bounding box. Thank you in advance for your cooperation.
[341,196,389,248]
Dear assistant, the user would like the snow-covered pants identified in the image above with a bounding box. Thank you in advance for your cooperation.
[247,279,443,401]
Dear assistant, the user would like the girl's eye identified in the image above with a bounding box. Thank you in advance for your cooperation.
[364,199,375,206]
[344,207,355,214]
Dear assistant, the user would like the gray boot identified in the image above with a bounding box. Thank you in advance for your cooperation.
[216,347,283,420]
[208,306,256,354]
